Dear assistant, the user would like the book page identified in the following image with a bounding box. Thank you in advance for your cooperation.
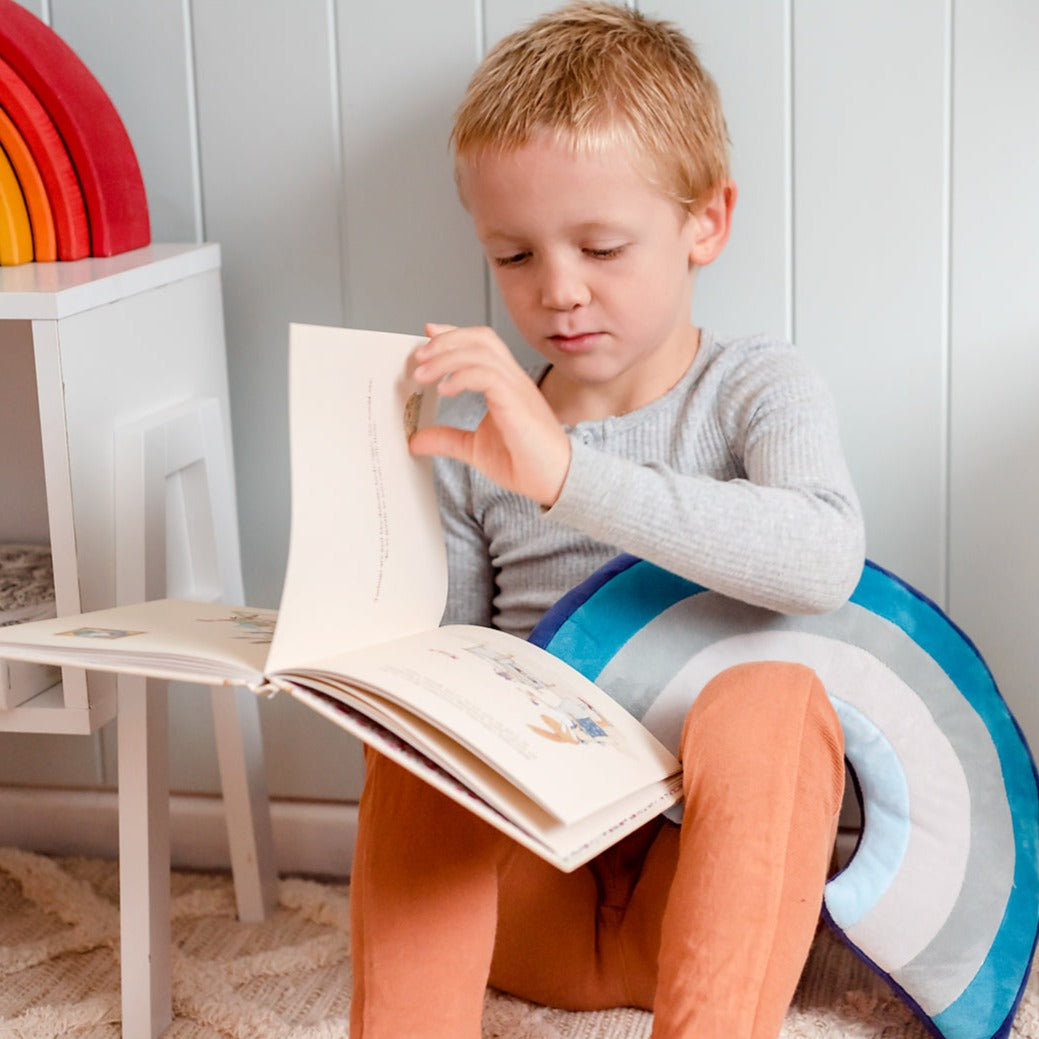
[267,325,446,673]
[0,598,273,686]
[277,624,680,826]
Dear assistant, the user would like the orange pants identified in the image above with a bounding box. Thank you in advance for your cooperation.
[349,661,845,1039]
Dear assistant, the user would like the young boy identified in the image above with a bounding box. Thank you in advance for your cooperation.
[351,4,864,1037]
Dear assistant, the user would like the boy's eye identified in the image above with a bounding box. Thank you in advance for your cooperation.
[584,246,625,260]
[492,252,530,268]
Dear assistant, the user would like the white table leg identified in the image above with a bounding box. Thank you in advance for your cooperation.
[210,685,278,921]
[117,675,172,1039]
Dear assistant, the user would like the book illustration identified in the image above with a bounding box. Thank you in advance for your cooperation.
[528,698,610,746]
[199,609,277,645]
[58,626,144,640]
[445,642,619,750]
[52,608,277,646]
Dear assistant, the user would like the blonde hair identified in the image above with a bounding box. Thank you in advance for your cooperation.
[451,2,730,211]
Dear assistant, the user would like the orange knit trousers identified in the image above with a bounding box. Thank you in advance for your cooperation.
[349,660,845,1039]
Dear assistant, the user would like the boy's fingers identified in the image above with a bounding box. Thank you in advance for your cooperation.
[420,325,513,365]
[416,350,521,399]
[424,322,457,337]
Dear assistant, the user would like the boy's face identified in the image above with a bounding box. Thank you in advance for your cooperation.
[457,136,723,418]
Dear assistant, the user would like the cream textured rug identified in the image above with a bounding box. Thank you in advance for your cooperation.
[0,845,1036,1039]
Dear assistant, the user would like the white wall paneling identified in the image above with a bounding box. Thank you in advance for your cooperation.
[1,0,1037,866]
[49,0,201,242]
[793,1,950,601]
[335,0,486,336]
[653,0,792,341]
[191,1,347,610]
[948,0,1039,750]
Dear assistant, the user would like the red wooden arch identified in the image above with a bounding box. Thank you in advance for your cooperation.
[0,0,150,256]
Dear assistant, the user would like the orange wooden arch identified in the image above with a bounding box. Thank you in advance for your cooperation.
[0,104,57,262]
[0,141,33,264]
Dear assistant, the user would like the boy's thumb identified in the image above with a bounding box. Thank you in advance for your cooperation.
[408,423,469,464]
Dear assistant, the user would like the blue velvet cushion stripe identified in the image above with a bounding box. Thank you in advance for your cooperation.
[529,553,690,677]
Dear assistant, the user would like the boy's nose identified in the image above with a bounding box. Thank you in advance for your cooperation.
[539,260,591,310]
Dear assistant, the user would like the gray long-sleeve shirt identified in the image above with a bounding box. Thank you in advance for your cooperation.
[435,330,865,640]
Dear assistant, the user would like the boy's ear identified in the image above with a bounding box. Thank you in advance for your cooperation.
[687,181,737,267]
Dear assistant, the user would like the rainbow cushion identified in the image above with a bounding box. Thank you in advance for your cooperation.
[530,554,1039,1039]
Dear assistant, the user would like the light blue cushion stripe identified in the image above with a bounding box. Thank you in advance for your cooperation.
[824,698,911,929]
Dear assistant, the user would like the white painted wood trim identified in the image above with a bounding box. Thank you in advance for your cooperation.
[0,786,358,879]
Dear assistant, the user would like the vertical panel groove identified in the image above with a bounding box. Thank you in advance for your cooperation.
[477,0,492,325]
[940,0,955,608]
[182,0,205,243]
[475,0,486,55]
[327,0,349,324]
[785,0,795,344]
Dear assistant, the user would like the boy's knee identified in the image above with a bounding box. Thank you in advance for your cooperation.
[681,660,843,767]
[678,661,845,818]
[690,659,824,712]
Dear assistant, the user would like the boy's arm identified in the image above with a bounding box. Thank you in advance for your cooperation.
[554,445,863,614]
[548,346,865,614]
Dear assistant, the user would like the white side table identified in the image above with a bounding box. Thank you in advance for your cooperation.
[0,244,277,1038]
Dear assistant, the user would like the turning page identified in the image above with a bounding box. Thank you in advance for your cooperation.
[266,325,445,672]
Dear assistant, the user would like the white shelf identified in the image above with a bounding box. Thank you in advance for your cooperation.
[0,244,235,732]
[0,243,221,320]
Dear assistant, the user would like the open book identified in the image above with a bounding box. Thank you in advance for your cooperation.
[0,325,681,871]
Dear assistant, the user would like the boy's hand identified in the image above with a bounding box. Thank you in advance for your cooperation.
[408,323,571,507]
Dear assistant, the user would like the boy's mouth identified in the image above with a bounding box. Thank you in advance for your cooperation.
[548,332,603,353]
